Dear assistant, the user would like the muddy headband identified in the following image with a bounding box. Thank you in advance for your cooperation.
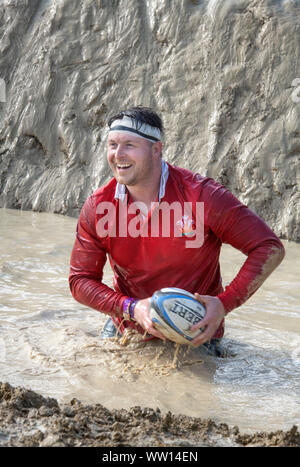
[109,116,161,143]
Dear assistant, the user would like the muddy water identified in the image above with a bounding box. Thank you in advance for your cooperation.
[0,208,299,434]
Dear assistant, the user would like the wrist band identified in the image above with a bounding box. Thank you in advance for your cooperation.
[123,298,138,321]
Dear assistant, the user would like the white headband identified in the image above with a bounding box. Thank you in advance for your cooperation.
[109,116,161,143]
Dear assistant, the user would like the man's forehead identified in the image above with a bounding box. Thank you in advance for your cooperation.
[107,132,142,143]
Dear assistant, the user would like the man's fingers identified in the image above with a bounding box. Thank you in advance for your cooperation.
[143,318,166,340]
[194,293,209,304]
[191,315,209,331]
[192,320,218,346]
[148,326,166,340]
[190,294,226,347]
[192,326,214,346]
[150,328,166,340]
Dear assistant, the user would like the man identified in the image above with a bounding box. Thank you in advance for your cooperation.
[69,106,285,355]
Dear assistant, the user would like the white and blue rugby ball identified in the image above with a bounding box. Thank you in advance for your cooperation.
[150,287,206,345]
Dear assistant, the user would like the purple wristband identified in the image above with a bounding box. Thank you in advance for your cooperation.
[129,299,138,319]
[123,298,138,321]
[123,298,133,313]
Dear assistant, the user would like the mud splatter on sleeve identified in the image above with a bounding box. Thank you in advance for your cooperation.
[201,179,285,313]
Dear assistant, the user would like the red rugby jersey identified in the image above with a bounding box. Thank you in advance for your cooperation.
[69,164,285,338]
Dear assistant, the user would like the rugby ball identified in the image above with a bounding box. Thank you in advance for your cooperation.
[150,287,206,345]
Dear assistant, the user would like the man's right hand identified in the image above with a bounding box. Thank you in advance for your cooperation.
[133,298,166,341]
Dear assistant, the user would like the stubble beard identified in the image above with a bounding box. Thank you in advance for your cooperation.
[114,167,137,186]
[114,159,154,188]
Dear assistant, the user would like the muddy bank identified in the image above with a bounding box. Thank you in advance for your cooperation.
[0,382,298,447]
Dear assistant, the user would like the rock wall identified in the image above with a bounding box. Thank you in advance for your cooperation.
[0,0,299,240]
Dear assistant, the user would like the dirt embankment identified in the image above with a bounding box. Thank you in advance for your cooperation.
[0,382,299,447]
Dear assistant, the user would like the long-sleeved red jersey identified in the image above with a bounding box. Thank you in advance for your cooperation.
[69,163,285,338]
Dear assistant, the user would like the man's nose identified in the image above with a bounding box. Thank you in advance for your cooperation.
[115,144,125,159]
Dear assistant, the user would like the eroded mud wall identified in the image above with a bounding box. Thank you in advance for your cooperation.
[0,0,299,240]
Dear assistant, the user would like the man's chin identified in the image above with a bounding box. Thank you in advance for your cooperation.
[115,175,135,186]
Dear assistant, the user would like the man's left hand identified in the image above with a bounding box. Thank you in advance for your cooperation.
[190,294,225,346]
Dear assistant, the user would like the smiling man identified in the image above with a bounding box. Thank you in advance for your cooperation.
[107,115,162,214]
[69,106,285,356]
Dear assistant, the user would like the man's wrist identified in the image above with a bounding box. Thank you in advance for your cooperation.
[122,298,138,321]
[216,294,231,315]
[216,297,226,316]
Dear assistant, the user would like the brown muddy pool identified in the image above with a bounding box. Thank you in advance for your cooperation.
[0,208,299,445]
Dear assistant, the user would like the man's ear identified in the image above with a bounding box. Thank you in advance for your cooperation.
[152,141,163,158]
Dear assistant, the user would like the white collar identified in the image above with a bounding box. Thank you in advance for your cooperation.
[114,159,169,203]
